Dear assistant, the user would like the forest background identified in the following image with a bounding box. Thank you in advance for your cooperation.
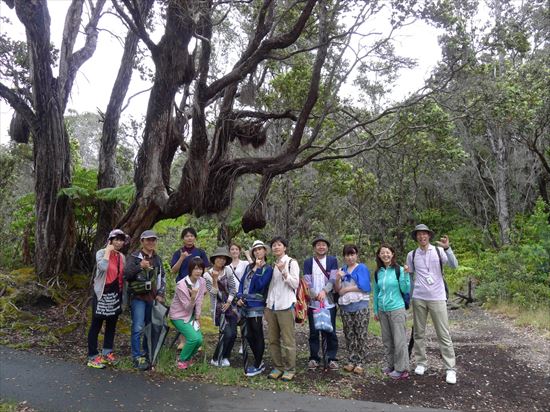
[0,0,548,331]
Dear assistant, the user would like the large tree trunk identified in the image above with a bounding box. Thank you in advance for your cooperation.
[13,0,75,279]
[33,115,75,279]
[95,0,154,251]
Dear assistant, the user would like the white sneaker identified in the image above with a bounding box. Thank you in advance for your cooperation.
[220,358,230,367]
[446,370,457,384]
[210,359,219,367]
[414,364,426,375]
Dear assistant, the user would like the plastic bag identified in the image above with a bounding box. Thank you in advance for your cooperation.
[312,303,333,332]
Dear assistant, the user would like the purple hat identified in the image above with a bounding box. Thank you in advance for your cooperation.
[108,229,128,240]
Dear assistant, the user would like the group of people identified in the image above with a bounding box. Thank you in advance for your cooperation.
[86,224,459,385]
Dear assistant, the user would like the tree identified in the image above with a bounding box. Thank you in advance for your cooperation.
[94,0,154,251]
[0,0,106,279]
[429,0,549,245]
[113,0,455,243]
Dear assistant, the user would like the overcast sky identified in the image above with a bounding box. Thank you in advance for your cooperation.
[0,1,442,146]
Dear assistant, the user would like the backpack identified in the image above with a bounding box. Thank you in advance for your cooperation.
[374,265,410,310]
[289,258,309,324]
[411,247,449,300]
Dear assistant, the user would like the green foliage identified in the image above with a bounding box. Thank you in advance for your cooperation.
[460,199,550,309]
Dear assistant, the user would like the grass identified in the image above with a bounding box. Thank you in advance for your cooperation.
[485,302,550,336]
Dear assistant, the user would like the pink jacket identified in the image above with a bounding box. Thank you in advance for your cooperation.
[169,277,206,323]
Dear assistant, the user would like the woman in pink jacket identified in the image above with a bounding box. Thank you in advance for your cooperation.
[169,257,207,369]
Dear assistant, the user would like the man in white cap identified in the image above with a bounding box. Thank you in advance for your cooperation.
[124,230,166,371]
[406,224,458,384]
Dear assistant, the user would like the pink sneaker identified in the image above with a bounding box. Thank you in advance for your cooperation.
[176,360,189,370]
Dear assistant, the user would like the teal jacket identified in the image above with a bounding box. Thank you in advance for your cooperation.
[373,265,410,315]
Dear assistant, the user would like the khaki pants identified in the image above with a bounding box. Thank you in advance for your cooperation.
[379,308,409,372]
[264,308,296,372]
[412,299,455,370]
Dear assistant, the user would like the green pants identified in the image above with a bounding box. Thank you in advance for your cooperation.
[265,308,296,372]
[172,318,203,362]
[412,299,455,370]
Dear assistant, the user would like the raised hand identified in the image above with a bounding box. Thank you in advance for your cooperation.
[436,235,450,249]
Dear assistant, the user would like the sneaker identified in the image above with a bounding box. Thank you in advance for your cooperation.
[414,364,426,375]
[308,359,319,370]
[220,358,230,367]
[210,359,219,367]
[328,360,339,370]
[268,368,283,379]
[177,360,189,370]
[245,363,265,377]
[389,370,410,380]
[101,352,118,366]
[281,371,295,381]
[353,365,364,375]
[87,355,106,369]
[382,367,393,375]
[133,356,149,371]
[343,363,355,372]
[446,370,457,384]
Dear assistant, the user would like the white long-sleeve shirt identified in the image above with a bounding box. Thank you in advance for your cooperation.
[266,254,300,311]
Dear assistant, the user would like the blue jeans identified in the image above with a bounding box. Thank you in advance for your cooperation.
[130,298,153,359]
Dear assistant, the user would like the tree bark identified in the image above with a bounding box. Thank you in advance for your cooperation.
[94,0,154,251]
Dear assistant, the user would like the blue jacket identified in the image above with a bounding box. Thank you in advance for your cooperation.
[237,264,273,309]
[171,247,209,282]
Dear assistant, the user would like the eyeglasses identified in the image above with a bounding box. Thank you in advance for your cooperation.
[142,238,158,242]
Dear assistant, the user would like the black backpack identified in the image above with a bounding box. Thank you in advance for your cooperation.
[411,247,449,300]
[374,264,410,310]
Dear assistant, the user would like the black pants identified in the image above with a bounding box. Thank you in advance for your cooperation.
[307,306,338,362]
[87,315,119,357]
[245,316,265,368]
[213,317,238,360]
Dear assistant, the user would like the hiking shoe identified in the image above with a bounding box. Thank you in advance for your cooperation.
[382,367,393,375]
[414,364,426,375]
[245,363,265,377]
[210,359,219,367]
[328,360,339,370]
[353,365,364,375]
[281,371,295,382]
[343,363,355,372]
[177,360,189,370]
[220,358,230,367]
[389,370,410,380]
[101,352,118,366]
[87,355,106,369]
[308,359,319,370]
[268,369,283,379]
[133,356,149,371]
[446,370,457,384]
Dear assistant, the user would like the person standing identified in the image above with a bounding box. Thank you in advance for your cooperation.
[124,230,166,371]
[204,247,238,367]
[335,244,371,375]
[170,227,209,282]
[228,242,251,287]
[373,244,411,380]
[303,235,339,370]
[87,229,128,368]
[265,236,300,381]
[236,240,273,377]
[406,224,458,384]
[169,257,207,370]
